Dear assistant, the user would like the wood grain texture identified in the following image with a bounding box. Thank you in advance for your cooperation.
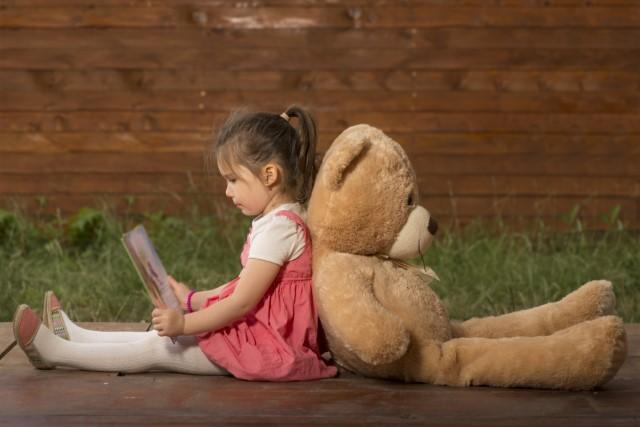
[1,323,638,426]
[0,1,638,227]
[1,0,639,6]
[2,70,638,92]
[2,152,639,176]
[2,131,640,156]
[3,90,640,113]
[2,48,639,70]
[3,112,640,134]
[1,6,640,29]
[3,28,640,50]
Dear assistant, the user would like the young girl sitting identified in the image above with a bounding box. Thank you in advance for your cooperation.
[13,105,337,381]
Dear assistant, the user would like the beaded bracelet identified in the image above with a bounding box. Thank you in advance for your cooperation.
[186,290,197,313]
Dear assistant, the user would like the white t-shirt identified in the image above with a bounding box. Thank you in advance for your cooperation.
[247,203,307,266]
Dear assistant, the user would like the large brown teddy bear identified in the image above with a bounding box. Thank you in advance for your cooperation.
[307,124,627,390]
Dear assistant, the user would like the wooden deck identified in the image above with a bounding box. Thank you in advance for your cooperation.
[1,322,638,426]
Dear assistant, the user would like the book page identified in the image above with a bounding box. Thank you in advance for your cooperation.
[122,225,180,310]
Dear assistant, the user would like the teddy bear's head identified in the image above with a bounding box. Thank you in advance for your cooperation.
[308,124,437,259]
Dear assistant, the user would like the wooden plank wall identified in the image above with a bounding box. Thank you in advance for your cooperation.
[1,0,639,229]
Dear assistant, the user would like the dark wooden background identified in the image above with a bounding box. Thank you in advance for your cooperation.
[1,0,639,228]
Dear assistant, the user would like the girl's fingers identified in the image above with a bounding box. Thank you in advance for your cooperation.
[168,280,183,292]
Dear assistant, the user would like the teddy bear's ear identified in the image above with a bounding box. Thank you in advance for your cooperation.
[323,137,370,191]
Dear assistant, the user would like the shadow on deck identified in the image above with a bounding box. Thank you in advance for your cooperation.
[1,323,638,426]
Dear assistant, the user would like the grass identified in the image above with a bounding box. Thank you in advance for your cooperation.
[0,205,250,323]
[0,206,638,323]
[427,222,639,322]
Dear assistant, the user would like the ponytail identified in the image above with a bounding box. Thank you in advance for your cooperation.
[282,105,318,204]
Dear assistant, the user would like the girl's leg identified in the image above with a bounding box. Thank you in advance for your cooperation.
[57,310,150,343]
[45,291,149,343]
[30,322,228,375]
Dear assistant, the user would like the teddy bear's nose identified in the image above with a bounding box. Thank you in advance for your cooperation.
[427,217,438,235]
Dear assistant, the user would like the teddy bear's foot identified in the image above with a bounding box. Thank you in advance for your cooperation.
[451,280,616,339]
[559,279,616,319]
[425,316,627,390]
[552,315,627,389]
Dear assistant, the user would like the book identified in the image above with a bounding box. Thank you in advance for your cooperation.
[121,224,180,311]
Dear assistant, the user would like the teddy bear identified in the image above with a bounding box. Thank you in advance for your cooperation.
[307,124,628,390]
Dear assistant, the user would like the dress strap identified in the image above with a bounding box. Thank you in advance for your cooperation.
[275,210,311,245]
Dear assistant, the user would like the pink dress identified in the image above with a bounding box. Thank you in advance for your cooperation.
[198,210,337,381]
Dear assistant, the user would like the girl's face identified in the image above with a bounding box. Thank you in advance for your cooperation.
[218,161,272,217]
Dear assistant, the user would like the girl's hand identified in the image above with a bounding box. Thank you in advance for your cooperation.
[168,275,191,311]
[151,308,185,337]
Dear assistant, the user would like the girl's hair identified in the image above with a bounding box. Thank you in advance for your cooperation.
[209,105,318,204]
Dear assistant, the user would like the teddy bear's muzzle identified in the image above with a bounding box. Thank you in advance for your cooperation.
[428,217,438,236]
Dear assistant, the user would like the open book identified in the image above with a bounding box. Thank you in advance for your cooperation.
[121,225,180,310]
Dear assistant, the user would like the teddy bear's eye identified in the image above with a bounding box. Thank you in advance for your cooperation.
[407,194,414,206]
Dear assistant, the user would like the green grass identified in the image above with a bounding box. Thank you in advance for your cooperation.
[425,222,639,322]
[0,205,250,323]
[1,206,638,323]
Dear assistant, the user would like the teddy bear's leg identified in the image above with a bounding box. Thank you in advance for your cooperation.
[450,280,616,338]
[418,315,627,390]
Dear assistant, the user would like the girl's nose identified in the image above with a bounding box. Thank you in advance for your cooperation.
[225,183,233,198]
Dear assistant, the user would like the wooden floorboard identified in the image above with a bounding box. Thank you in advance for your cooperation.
[1,323,638,426]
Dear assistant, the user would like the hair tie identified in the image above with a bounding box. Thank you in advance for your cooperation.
[280,112,290,122]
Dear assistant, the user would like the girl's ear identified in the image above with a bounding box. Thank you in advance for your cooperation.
[262,163,280,187]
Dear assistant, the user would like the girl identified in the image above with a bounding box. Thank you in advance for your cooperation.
[13,105,337,381]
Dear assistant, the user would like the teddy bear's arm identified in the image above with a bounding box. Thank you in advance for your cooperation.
[314,254,410,366]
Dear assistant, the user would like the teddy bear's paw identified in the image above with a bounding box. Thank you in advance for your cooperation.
[590,280,616,316]
[561,280,616,322]
[588,315,628,389]
[357,330,410,366]
[535,315,627,390]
